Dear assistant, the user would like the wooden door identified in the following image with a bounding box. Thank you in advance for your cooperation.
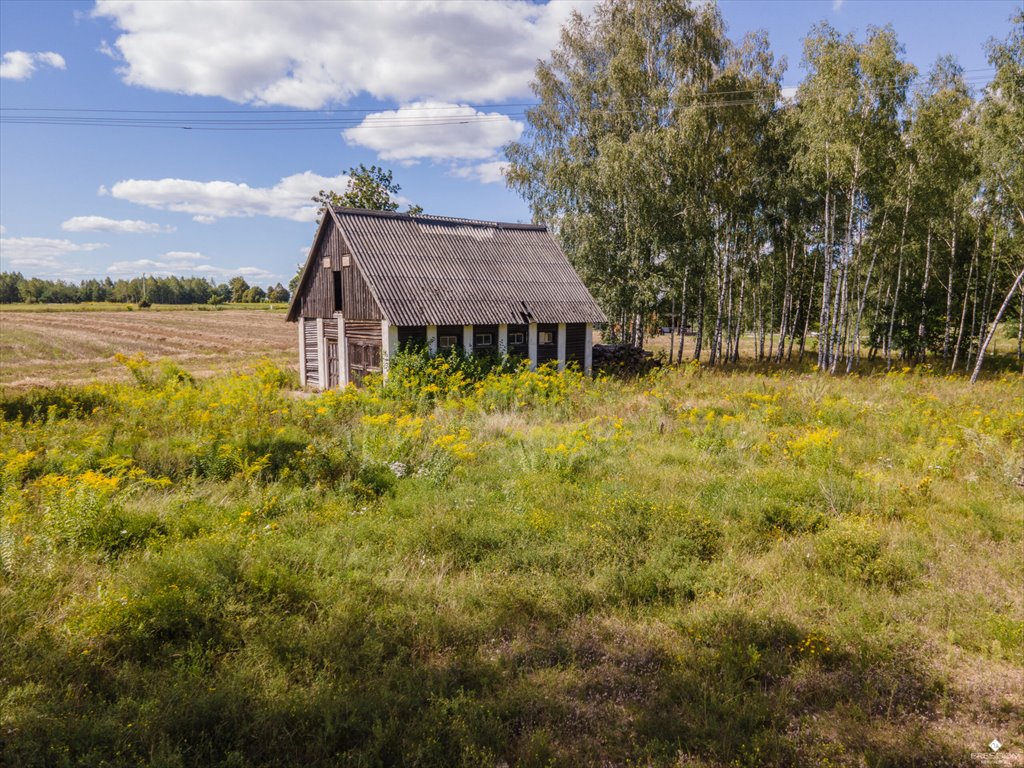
[348,341,381,386]
[325,337,340,388]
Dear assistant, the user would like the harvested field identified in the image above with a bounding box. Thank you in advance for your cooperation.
[0,308,295,389]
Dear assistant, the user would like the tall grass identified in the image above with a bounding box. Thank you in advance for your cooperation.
[1,354,1021,767]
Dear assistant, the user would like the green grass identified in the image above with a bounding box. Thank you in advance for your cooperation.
[1,357,1021,767]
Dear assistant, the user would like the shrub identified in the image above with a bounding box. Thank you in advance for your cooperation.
[350,462,397,501]
[0,387,110,423]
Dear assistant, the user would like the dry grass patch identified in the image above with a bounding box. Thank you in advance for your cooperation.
[0,308,294,388]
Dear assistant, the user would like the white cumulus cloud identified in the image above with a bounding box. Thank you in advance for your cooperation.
[107,252,280,282]
[0,51,66,80]
[108,170,352,222]
[92,0,592,107]
[61,216,175,234]
[0,236,106,273]
[451,161,511,185]
[343,102,523,163]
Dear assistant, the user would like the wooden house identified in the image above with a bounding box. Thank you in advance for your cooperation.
[286,207,607,388]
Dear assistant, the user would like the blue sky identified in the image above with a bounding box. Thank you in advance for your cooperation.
[0,0,1018,286]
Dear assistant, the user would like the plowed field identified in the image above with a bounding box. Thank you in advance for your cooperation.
[0,308,295,388]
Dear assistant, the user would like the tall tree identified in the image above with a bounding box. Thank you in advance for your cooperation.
[507,0,737,347]
[312,164,422,218]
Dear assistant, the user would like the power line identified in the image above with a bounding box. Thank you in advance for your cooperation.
[0,71,996,131]
[0,66,995,116]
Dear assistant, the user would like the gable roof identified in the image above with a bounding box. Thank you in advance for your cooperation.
[287,207,606,326]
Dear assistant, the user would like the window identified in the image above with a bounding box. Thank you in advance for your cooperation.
[509,332,525,345]
[439,335,458,349]
[475,333,493,346]
[332,271,342,312]
[539,331,554,345]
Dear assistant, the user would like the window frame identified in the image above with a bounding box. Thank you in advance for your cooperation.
[539,331,555,345]
[438,335,459,350]
[509,332,525,345]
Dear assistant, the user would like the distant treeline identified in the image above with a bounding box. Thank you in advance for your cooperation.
[0,273,290,306]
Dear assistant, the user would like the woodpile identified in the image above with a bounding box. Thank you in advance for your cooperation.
[592,344,661,377]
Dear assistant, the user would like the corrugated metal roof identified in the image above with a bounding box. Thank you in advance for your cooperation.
[328,208,607,326]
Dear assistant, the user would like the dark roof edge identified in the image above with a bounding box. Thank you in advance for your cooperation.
[332,206,547,231]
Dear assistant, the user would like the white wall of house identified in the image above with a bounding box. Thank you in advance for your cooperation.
[338,314,348,387]
[381,320,397,377]
[316,318,326,390]
[498,324,508,355]
[584,322,594,375]
[528,323,538,370]
[463,325,474,356]
[557,322,567,371]
[298,318,307,387]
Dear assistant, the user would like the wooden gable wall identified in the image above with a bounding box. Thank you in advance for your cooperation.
[298,217,382,321]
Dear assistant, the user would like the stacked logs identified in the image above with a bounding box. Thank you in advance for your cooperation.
[592,344,662,377]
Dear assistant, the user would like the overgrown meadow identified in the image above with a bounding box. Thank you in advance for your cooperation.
[1,353,1021,767]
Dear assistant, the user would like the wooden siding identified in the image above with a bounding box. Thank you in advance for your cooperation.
[472,324,498,354]
[437,325,463,352]
[299,262,336,319]
[345,320,382,345]
[303,320,319,387]
[507,323,528,357]
[397,326,427,349]
[536,323,559,365]
[345,320,382,387]
[342,258,381,321]
[565,323,586,369]
[296,217,382,321]
[298,219,343,319]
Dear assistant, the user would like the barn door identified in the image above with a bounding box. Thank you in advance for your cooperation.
[303,320,320,387]
[325,338,340,388]
[323,319,340,389]
[347,341,381,386]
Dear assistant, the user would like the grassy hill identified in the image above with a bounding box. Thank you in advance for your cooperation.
[1,355,1021,767]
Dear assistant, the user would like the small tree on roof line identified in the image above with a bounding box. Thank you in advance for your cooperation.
[312,164,423,220]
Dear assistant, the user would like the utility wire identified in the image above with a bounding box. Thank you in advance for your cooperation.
[0,66,995,115]
[0,71,996,131]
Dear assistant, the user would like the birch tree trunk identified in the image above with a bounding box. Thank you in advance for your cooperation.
[818,179,834,370]
[971,267,1024,384]
[849,211,875,372]
[917,226,932,363]
[733,274,746,362]
[677,268,689,364]
[694,271,705,362]
[885,173,913,368]
[942,224,957,363]
[950,238,977,373]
